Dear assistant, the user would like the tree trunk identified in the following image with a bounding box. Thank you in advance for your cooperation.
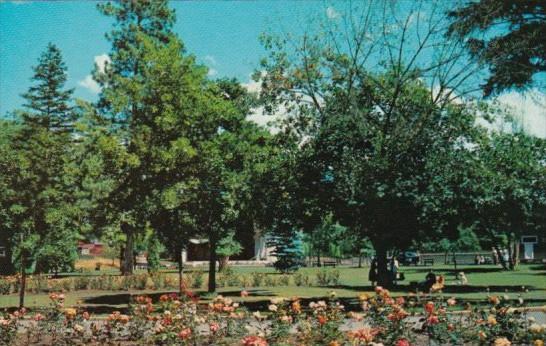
[507,240,514,270]
[19,254,26,308]
[452,251,457,270]
[208,234,217,293]
[119,246,124,270]
[121,223,134,276]
[514,240,520,268]
[358,254,362,268]
[218,256,229,272]
[507,238,519,270]
[178,246,184,296]
[375,242,391,288]
[317,252,321,267]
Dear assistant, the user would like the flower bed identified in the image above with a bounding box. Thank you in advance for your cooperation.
[1,287,545,345]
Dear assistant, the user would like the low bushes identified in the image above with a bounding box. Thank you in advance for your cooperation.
[0,269,346,295]
[0,273,179,295]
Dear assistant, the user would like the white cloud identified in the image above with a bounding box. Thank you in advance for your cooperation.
[496,90,546,138]
[241,78,261,94]
[204,55,217,66]
[94,54,110,73]
[207,68,218,77]
[78,54,110,94]
[326,6,340,20]
[78,75,101,94]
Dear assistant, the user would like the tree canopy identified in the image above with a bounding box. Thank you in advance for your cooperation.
[447,0,546,96]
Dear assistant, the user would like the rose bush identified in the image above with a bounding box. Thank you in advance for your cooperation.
[2,287,544,345]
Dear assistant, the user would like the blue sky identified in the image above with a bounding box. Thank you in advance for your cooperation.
[1,1,544,137]
[0,0,326,115]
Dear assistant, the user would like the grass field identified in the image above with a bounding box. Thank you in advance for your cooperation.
[1,264,544,314]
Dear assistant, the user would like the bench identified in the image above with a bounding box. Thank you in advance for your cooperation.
[422,258,434,266]
[323,261,336,267]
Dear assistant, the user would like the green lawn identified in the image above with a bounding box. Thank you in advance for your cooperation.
[1,264,544,314]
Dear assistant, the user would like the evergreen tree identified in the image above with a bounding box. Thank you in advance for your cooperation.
[94,0,176,275]
[21,43,74,131]
[5,44,76,306]
[268,227,305,273]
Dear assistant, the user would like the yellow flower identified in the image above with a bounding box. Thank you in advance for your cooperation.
[74,324,84,333]
[487,315,497,326]
[529,324,543,333]
[533,340,544,346]
[64,308,77,320]
[494,337,511,346]
[358,293,369,302]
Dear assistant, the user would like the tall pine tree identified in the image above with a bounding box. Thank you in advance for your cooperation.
[21,43,74,131]
[94,0,176,275]
[7,43,76,307]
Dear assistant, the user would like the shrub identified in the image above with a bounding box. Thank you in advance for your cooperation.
[315,269,330,286]
[227,274,241,287]
[250,272,264,287]
[293,272,310,287]
[100,275,114,290]
[240,274,253,288]
[74,276,90,290]
[150,273,165,289]
[278,274,291,286]
[0,278,11,294]
[327,269,341,286]
[315,269,340,286]
[185,271,204,289]
[264,275,278,287]
[136,274,148,290]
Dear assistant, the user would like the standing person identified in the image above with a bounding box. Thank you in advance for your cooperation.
[391,257,400,285]
[368,257,378,287]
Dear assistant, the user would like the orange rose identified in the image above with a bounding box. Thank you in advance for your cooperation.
[424,301,435,314]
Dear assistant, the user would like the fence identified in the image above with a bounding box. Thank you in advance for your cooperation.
[308,252,498,267]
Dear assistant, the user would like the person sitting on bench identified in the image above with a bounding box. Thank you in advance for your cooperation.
[418,270,436,293]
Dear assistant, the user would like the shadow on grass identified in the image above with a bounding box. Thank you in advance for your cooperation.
[403,267,504,274]
[326,283,541,293]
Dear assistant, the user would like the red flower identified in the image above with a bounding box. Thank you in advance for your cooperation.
[348,327,379,343]
[317,315,328,325]
[424,301,435,314]
[210,322,220,333]
[426,315,439,325]
[241,335,268,346]
[396,338,411,346]
[178,328,192,340]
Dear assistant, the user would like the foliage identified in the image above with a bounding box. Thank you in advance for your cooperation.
[419,227,482,253]
[92,0,177,275]
[255,1,482,287]
[216,232,243,258]
[269,230,305,273]
[1,43,80,281]
[447,0,546,95]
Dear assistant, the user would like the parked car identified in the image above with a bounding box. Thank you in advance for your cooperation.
[398,251,420,266]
